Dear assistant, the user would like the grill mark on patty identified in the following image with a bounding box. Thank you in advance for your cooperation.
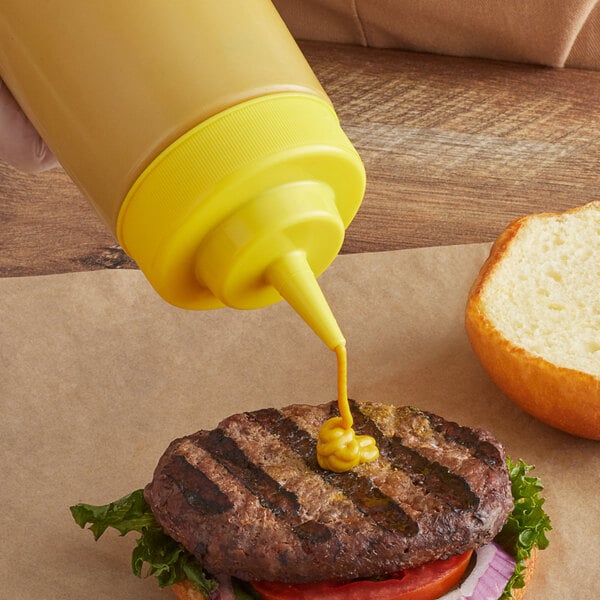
[192,428,333,545]
[349,400,480,510]
[195,428,300,515]
[249,407,419,536]
[164,454,233,515]
[423,411,504,467]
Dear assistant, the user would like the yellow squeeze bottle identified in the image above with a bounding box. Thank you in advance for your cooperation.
[0,0,363,351]
[0,1,378,469]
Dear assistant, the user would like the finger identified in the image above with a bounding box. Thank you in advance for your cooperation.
[0,80,58,173]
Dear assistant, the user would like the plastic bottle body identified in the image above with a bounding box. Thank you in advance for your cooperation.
[0,0,366,349]
[0,0,330,230]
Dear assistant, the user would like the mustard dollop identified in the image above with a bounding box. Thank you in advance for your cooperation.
[317,344,379,472]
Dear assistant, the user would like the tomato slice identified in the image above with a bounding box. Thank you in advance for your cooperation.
[250,550,472,600]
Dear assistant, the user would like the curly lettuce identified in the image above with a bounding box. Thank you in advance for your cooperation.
[498,457,552,599]
[70,490,218,596]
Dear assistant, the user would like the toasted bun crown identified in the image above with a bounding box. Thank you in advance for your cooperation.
[466,201,600,440]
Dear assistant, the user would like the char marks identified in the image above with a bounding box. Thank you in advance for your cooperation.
[191,427,334,545]
[193,428,300,517]
[163,454,233,515]
[349,400,480,510]
[384,438,480,509]
[424,410,504,467]
[249,407,418,536]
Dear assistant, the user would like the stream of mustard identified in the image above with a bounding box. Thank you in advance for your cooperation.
[316,344,379,472]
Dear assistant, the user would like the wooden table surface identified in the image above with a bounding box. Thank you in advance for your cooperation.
[2,41,600,277]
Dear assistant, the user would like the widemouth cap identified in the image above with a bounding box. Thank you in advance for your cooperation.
[116,92,365,328]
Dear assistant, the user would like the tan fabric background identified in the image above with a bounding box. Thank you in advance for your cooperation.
[274,0,600,69]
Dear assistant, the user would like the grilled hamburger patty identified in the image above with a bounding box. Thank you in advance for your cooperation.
[145,401,513,583]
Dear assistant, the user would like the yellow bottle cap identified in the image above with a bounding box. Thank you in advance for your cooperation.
[117,92,365,347]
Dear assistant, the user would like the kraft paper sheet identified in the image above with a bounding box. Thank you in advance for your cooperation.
[1,244,598,599]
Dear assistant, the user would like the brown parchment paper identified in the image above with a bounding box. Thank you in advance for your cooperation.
[1,243,598,600]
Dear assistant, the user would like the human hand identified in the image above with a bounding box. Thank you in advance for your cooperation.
[0,79,58,172]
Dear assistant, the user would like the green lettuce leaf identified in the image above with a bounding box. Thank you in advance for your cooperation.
[70,489,154,539]
[498,457,552,599]
[70,490,218,598]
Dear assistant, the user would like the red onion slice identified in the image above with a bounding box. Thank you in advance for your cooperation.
[438,542,516,600]
[211,574,236,600]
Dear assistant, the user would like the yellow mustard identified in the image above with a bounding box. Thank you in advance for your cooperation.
[317,344,379,472]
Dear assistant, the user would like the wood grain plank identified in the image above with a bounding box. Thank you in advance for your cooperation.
[1,42,599,276]
[315,44,600,253]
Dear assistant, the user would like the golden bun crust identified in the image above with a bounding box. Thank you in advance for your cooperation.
[466,202,600,440]
[511,546,538,600]
[171,581,205,600]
